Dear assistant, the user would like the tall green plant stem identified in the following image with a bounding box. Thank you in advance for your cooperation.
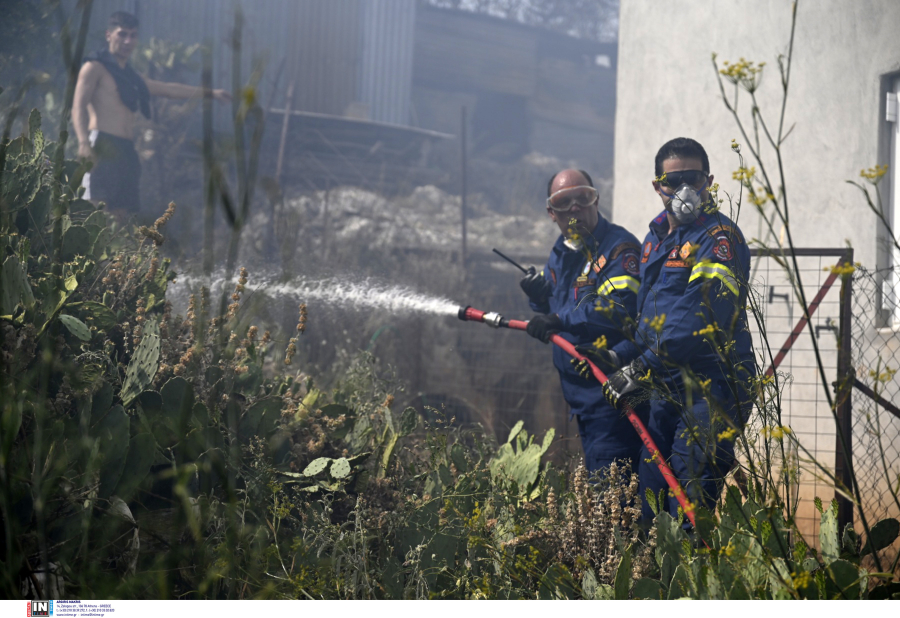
[714,0,882,571]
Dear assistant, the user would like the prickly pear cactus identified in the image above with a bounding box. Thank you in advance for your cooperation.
[120,319,161,406]
[1,255,35,316]
[819,499,840,565]
[114,432,158,500]
[60,226,92,261]
[489,424,554,496]
[330,457,351,479]
[398,406,418,437]
[59,314,91,341]
[303,457,331,477]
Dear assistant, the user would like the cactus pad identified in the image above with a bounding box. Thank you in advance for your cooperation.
[330,457,351,479]
[398,407,419,437]
[1,255,35,315]
[303,457,331,477]
[59,314,91,341]
[121,319,160,406]
[113,432,158,500]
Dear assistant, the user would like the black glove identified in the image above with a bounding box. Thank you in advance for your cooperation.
[602,358,648,410]
[520,266,552,305]
[572,346,621,376]
[526,313,563,344]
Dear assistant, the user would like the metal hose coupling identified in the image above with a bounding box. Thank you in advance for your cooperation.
[457,306,505,328]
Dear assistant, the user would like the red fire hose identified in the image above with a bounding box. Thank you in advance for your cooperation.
[458,305,698,528]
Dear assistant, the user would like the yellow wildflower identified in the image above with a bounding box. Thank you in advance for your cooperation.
[859,164,888,183]
[824,263,855,276]
[592,335,608,350]
[791,570,812,590]
[732,166,757,184]
[748,187,775,206]
[761,425,792,440]
[718,427,738,442]
[693,323,717,337]
[649,313,666,333]
[719,57,765,92]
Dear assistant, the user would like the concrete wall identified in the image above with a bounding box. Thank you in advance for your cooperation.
[614,0,900,537]
[613,0,900,271]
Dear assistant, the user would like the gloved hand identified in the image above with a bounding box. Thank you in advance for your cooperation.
[602,358,648,410]
[572,346,620,376]
[526,313,563,343]
[520,266,552,305]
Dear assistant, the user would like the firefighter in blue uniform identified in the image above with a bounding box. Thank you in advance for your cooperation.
[521,169,644,473]
[598,138,756,522]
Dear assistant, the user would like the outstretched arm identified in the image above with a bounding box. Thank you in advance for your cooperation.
[73,61,102,161]
[143,77,231,102]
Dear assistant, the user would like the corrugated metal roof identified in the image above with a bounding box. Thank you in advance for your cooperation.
[360,0,416,125]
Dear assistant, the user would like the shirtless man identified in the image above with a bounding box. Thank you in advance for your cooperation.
[73,11,230,219]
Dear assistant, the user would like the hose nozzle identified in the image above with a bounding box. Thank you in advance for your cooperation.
[457,306,505,328]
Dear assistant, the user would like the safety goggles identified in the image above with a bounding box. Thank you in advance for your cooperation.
[546,185,598,212]
[657,170,708,190]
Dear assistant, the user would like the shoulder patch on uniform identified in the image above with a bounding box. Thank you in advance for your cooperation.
[713,237,734,261]
[707,224,744,244]
[622,252,640,276]
[641,241,652,263]
[610,242,641,259]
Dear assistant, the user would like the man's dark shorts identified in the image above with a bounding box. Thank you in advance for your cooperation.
[84,130,141,215]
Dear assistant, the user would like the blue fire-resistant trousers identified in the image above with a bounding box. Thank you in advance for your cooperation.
[638,377,748,523]
[576,410,644,477]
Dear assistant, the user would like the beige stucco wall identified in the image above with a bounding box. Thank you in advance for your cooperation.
[612,0,900,271]
[613,0,900,537]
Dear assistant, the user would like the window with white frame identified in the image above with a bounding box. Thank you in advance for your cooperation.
[882,75,900,327]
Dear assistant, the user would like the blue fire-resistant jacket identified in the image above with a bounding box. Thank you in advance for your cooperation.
[529,217,641,455]
[611,209,755,389]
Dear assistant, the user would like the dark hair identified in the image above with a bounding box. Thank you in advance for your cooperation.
[108,11,139,30]
[654,137,709,177]
[547,169,594,196]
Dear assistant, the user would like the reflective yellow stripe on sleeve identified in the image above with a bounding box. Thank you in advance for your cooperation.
[596,275,640,297]
[688,261,739,296]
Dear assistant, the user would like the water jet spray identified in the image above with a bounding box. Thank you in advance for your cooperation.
[457,303,698,529]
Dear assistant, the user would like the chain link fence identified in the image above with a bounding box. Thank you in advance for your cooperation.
[849,265,900,528]
[412,253,578,462]
[744,250,847,541]
[730,250,900,545]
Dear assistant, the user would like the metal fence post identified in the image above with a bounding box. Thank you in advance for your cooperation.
[835,248,855,529]
[460,105,468,272]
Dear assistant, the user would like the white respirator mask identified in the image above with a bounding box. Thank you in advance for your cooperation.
[664,179,708,225]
